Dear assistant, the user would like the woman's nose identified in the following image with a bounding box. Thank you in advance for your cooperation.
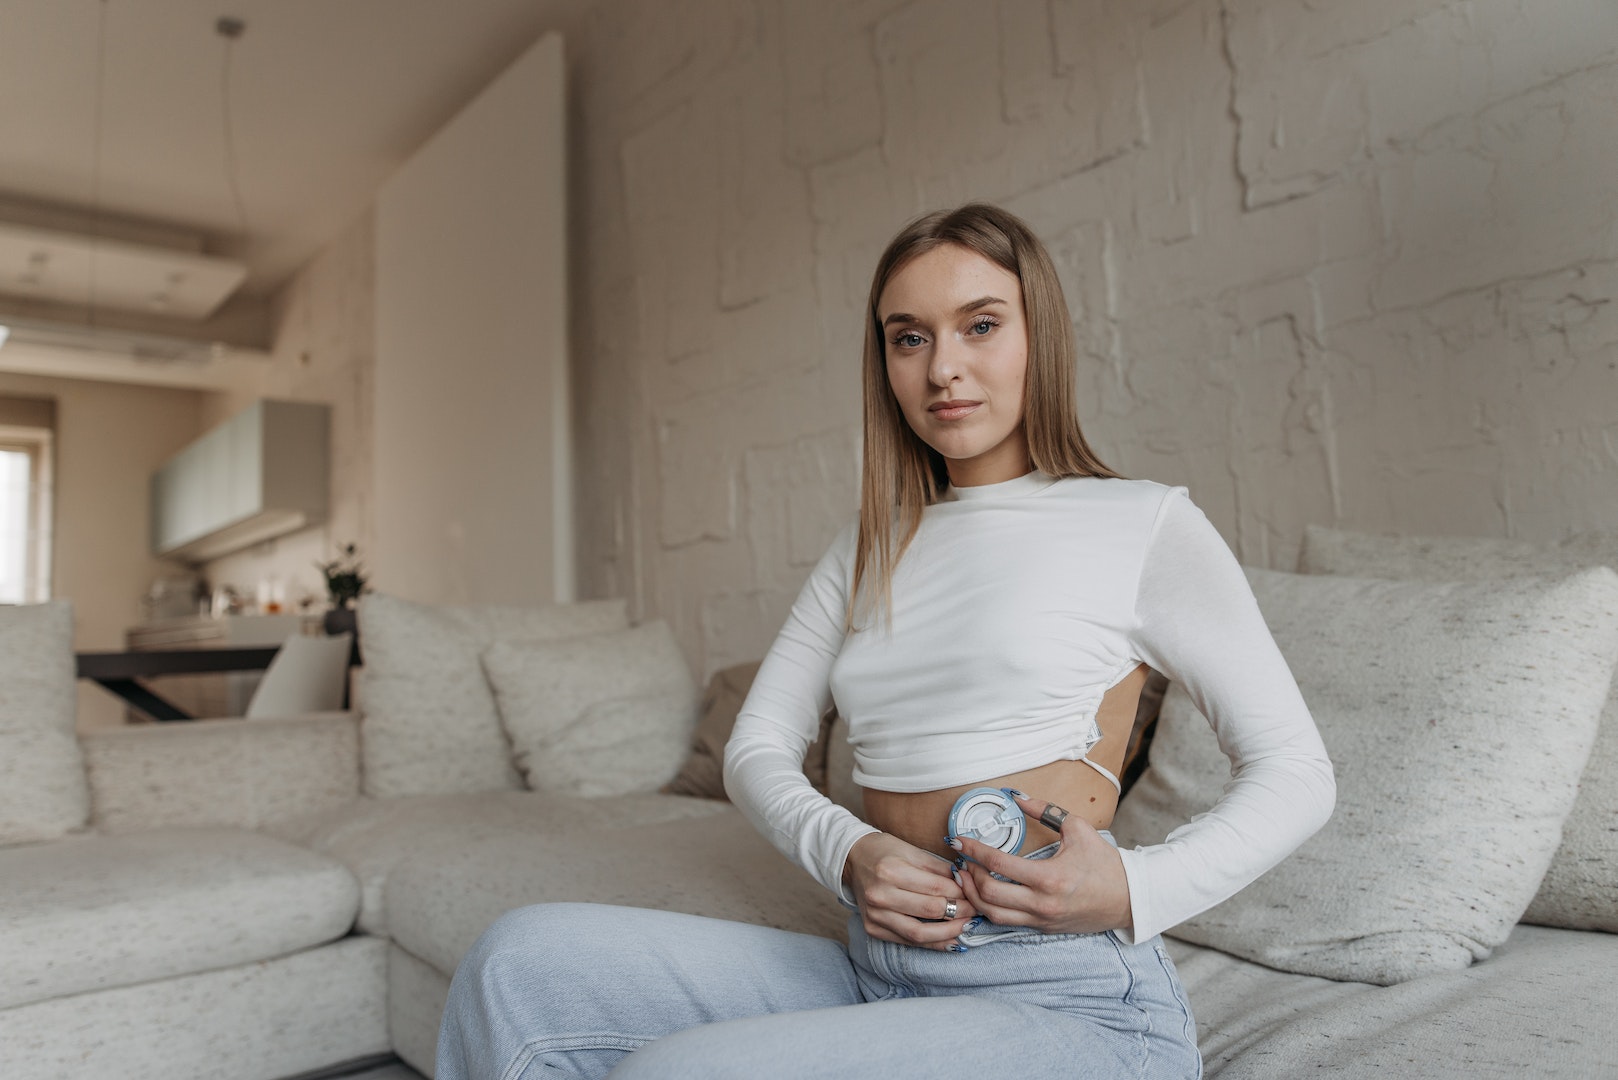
[929,336,964,386]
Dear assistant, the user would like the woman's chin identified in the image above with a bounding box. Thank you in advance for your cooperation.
[930,441,1007,470]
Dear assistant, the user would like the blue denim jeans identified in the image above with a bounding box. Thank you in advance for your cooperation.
[435,892,1202,1078]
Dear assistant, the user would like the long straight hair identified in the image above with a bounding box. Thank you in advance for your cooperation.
[845,203,1123,634]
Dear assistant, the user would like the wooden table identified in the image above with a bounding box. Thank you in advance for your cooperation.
[76,647,283,722]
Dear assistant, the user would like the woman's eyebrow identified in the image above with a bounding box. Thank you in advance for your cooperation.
[881,296,1008,328]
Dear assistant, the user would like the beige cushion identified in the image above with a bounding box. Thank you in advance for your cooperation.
[1299,524,1618,932]
[83,713,359,834]
[0,827,360,1008]
[0,936,387,1080]
[384,808,850,979]
[666,660,835,799]
[356,592,629,797]
[269,790,731,936]
[1114,566,1618,985]
[1171,923,1618,1078]
[482,620,698,798]
[0,599,88,845]
[388,942,450,1077]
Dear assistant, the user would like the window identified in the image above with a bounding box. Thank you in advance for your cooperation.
[0,396,55,605]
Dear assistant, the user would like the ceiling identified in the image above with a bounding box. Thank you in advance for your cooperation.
[0,0,581,300]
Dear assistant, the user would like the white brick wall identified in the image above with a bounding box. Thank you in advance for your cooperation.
[557,0,1618,680]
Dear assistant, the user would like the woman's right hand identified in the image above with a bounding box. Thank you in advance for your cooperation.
[843,832,978,951]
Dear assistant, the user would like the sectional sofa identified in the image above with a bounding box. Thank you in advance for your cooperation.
[1,522,1614,1079]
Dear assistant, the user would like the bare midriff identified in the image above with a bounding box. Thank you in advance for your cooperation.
[860,662,1150,862]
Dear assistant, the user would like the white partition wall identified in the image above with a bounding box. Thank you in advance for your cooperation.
[374,33,571,606]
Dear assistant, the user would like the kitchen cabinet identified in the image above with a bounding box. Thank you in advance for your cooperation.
[151,399,329,562]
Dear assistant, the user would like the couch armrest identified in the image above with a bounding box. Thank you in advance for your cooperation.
[82,712,361,834]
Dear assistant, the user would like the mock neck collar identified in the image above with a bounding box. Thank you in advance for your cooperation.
[939,468,1058,503]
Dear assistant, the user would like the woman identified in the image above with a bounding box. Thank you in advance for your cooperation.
[437,203,1336,1079]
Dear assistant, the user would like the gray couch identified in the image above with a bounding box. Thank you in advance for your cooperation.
[0,709,849,1080]
[3,708,1613,1079]
[5,514,1616,1079]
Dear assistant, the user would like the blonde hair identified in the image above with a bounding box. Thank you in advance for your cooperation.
[846,203,1123,633]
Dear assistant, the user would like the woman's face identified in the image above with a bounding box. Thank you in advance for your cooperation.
[878,243,1031,487]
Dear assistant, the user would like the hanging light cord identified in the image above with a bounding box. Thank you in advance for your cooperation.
[87,0,109,327]
[217,16,250,244]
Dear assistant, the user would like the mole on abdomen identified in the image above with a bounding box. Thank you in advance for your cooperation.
[1089,796,1096,803]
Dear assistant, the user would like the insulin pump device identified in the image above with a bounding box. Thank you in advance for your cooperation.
[947,787,1026,856]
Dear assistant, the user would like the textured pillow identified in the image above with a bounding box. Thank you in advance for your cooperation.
[1119,667,1170,797]
[481,620,698,798]
[356,593,628,797]
[1113,566,1618,985]
[0,600,89,845]
[663,661,835,799]
[1300,524,1618,933]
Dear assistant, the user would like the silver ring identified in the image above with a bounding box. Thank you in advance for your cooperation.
[943,899,959,920]
[1039,804,1070,832]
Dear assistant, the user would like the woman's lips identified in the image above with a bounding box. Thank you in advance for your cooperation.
[929,402,981,421]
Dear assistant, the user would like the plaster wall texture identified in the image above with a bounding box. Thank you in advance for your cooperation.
[550,0,1618,684]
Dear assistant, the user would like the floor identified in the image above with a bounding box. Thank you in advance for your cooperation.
[334,1064,426,1080]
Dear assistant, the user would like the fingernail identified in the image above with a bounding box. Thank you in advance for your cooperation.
[1006,788,1029,798]
[946,837,962,851]
[967,915,984,929]
[951,867,962,885]
[952,854,965,869]
[948,944,967,953]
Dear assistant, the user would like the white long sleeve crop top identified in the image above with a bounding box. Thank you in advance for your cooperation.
[722,469,1335,944]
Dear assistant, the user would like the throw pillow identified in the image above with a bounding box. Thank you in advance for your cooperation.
[482,620,698,798]
[1118,667,1170,798]
[1112,566,1618,985]
[0,600,89,845]
[663,661,836,799]
[1300,524,1618,933]
[356,592,629,797]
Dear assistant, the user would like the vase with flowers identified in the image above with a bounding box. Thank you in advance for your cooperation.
[317,542,369,639]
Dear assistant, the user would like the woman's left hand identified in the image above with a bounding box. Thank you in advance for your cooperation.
[951,793,1134,936]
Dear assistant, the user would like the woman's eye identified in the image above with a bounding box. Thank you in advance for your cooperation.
[892,331,924,348]
[968,318,997,336]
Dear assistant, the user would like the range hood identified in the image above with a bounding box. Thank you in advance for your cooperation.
[152,399,330,564]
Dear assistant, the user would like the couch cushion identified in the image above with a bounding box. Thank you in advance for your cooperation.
[1114,566,1618,985]
[388,942,451,1078]
[384,807,850,978]
[483,620,698,797]
[266,790,733,936]
[1300,523,1618,933]
[0,827,360,1008]
[0,936,387,1080]
[356,592,629,798]
[0,600,88,845]
[665,661,836,799]
[1173,924,1618,1078]
[83,712,359,834]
